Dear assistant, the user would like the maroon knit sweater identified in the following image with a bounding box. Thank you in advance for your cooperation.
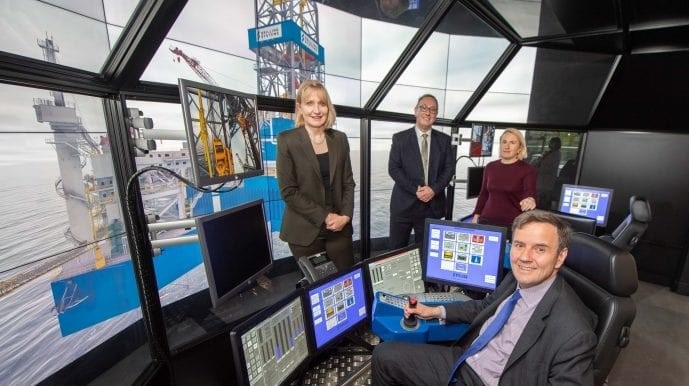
[473,159,537,227]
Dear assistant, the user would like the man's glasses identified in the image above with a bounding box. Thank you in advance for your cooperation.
[416,105,438,114]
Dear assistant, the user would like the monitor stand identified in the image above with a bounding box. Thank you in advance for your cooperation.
[210,270,303,324]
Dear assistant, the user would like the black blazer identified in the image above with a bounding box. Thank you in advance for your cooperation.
[389,127,454,218]
[446,273,597,385]
[276,126,355,246]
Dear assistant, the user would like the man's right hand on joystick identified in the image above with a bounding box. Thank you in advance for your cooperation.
[403,296,418,328]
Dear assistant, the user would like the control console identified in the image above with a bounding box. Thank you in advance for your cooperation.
[371,292,469,344]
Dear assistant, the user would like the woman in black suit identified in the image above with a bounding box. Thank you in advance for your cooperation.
[276,80,355,270]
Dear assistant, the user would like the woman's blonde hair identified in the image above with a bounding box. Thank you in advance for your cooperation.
[294,80,336,129]
[501,128,528,160]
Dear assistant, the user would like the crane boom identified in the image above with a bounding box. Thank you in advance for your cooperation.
[170,46,218,86]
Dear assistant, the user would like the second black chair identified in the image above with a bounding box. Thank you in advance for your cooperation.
[561,232,638,386]
[599,196,652,252]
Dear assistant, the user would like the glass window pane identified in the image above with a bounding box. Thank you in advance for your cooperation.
[446,34,510,108]
[370,121,396,240]
[0,1,110,72]
[376,85,445,116]
[141,41,257,94]
[319,5,362,80]
[139,0,257,92]
[468,47,536,123]
[326,75,362,108]
[469,47,616,126]
[104,0,140,26]
[362,19,416,82]
[488,0,618,39]
[525,130,583,211]
[381,1,509,119]
[396,33,449,89]
[0,83,147,385]
[41,0,105,21]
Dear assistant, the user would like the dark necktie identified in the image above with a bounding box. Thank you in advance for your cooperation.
[446,290,522,386]
[421,133,428,185]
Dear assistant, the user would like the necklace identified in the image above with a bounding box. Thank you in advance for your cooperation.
[310,134,325,145]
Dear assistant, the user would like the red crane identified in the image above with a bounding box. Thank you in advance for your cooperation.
[170,46,218,86]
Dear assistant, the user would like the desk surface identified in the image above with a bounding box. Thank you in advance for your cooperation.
[165,270,303,351]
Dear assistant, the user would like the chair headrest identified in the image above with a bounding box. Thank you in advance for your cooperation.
[630,196,652,222]
[549,210,597,235]
[564,232,638,297]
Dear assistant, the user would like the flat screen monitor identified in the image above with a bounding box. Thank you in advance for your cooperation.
[179,78,263,187]
[466,166,485,199]
[558,184,614,227]
[195,199,273,308]
[230,290,310,386]
[365,245,424,296]
[422,219,507,293]
[469,124,495,157]
[305,266,368,352]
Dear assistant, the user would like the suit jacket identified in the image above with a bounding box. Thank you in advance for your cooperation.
[388,127,454,218]
[446,273,597,385]
[276,126,355,246]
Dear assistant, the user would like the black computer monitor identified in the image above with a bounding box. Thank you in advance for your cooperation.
[230,290,311,386]
[466,166,485,199]
[558,184,614,227]
[364,245,425,296]
[422,219,507,293]
[179,78,263,187]
[305,266,368,352]
[195,199,273,308]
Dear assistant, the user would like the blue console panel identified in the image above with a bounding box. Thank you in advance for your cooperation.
[371,292,469,344]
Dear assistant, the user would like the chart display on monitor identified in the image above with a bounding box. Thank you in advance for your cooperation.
[179,78,263,187]
[469,124,495,157]
[305,266,368,351]
[422,219,506,293]
[195,199,273,308]
[365,245,424,296]
[558,184,614,226]
[230,291,310,386]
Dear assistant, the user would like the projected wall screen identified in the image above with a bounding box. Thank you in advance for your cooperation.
[179,78,263,186]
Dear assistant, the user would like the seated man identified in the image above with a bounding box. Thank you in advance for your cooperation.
[372,210,596,386]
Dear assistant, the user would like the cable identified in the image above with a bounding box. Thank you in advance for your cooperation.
[128,165,242,195]
[456,155,477,167]
[123,165,243,368]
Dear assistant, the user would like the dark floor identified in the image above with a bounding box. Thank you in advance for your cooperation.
[606,280,689,385]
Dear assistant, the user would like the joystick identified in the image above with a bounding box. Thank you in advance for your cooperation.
[403,296,418,329]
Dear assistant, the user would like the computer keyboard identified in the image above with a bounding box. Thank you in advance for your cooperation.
[297,349,371,385]
[349,364,372,386]
[403,291,471,303]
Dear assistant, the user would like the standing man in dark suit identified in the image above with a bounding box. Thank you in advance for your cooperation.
[276,80,355,270]
[372,210,597,386]
[388,94,454,249]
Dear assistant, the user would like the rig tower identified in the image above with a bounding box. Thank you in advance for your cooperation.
[249,0,325,98]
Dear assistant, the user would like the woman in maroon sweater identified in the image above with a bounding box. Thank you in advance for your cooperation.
[472,128,537,229]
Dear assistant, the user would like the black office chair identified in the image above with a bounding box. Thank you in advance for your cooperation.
[560,232,638,386]
[599,196,652,252]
